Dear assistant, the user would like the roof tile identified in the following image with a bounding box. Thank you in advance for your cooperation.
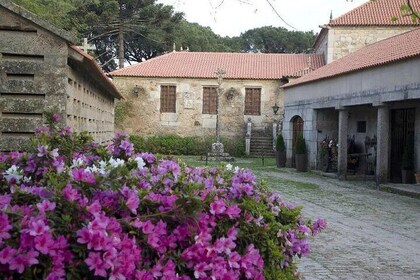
[284,27,420,88]
[109,52,325,80]
[330,0,420,26]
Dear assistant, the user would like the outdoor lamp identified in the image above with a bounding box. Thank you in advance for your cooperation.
[272,103,279,115]
[132,85,139,97]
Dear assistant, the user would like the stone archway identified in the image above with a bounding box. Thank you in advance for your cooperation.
[291,115,304,167]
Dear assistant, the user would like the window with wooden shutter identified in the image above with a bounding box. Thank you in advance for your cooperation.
[202,87,218,114]
[244,88,261,115]
[160,85,176,113]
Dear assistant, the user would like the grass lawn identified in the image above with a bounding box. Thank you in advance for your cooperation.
[176,155,277,170]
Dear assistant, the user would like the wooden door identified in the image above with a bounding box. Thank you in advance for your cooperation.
[292,116,304,167]
[390,108,415,182]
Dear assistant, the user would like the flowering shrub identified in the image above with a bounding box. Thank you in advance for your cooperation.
[0,120,326,279]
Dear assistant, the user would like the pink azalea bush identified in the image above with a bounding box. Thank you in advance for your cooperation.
[0,119,326,279]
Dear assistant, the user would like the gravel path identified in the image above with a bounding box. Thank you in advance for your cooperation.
[254,169,420,280]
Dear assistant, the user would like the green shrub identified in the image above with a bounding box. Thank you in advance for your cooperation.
[114,100,133,129]
[295,134,306,155]
[129,134,245,157]
[275,134,286,152]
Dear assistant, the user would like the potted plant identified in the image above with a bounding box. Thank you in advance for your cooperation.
[401,138,414,184]
[275,134,286,168]
[295,134,307,172]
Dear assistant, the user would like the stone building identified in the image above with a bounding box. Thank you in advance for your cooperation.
[110,51,324,155]
[314,0,419,63]
[283,27,420,183]
[0,0,123,151]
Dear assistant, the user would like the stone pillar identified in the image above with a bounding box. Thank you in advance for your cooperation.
[376,105,390,184]
[272,122,278,150]
[245,118,252,156]
[337,108,348,180]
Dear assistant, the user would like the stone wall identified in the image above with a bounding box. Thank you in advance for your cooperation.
[112,77,282,138]
[313,30,328,63]
[0,5,119,150]
[66,67,115,143]
[316,26,415,63]
[0,6,68,150]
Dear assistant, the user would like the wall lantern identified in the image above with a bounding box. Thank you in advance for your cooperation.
[132,85,140,97]
[132,85,146,97]
[272,103,280,115]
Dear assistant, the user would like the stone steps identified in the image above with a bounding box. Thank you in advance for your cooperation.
[250,136,275,157]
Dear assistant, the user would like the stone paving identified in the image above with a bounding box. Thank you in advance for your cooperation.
[255,169,420,280]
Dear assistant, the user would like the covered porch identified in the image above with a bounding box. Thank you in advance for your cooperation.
[313,101,418,183]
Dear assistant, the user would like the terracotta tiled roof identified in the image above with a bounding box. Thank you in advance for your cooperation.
[329,0,420,26]
[284,28,420,88]
[109,52,325,80]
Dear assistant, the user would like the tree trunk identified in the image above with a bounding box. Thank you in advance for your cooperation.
[118,24,124,69]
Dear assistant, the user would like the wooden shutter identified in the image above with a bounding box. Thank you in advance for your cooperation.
[202,87,218,114]
[245,88,261,115]
[160,85,176,113]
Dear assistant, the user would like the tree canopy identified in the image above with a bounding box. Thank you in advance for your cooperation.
[10,0,317,71]
[240,26,315,53]
[172,21,241,52]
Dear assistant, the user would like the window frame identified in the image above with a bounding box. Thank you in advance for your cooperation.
[160,85,177,113]
[202,86,218,115]
[244,87,262,115]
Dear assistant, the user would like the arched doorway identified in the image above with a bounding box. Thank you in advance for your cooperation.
[291,116,304,167]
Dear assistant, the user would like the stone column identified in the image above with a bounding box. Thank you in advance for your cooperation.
[245,118,252,156]
[337,108,348,180]
[272,122,278,150]
[376,105,390,184]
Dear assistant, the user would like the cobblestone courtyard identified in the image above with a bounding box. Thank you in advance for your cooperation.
[255,169,420,280]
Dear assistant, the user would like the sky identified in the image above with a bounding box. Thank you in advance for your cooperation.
[156,0,370,37]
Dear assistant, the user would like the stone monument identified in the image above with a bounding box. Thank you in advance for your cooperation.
[207,68,234,162]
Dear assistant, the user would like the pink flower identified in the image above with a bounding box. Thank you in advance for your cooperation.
[62,183,81,202]
[28,219,50,236]
[76,227,91,244]
[0,213,12,242]
[142,220,155,235]
[194,262,210,278]
[9,250,39,274]
[87,200,102,215]
[52,113,60,122]
[130,218,143,229]
[119,140,134,156]
[210,197,226,215]
[85,252,108,277]
[225,204,241,219]
[71,168,96,184]
[50,148,59,158]
[37,145,49,157]
[37,200,56,212]
[34,233,55,255]
[0,246,17,264]
[52,157,65,173]
[214,237,236,254]
[121,186,139,215]
[312,218,327,236]
[0,194,11,210]
[228,252,241,269]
